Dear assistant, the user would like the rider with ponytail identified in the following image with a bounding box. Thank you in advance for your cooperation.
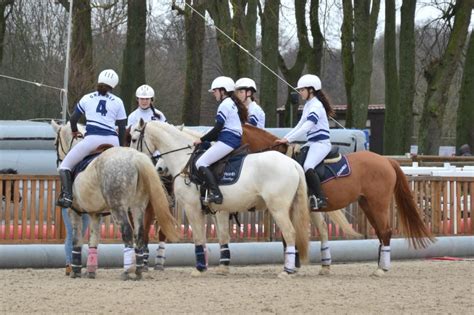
[194,76,248,204]
[127,84,166,128]
[127,84,167,161]
[235,77,265,128]
[275,74,334,210]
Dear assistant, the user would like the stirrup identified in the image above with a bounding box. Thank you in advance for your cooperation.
[317,198,328,209]
[56,194,73,208]
[207,191,223,204]
[309,195,318,210]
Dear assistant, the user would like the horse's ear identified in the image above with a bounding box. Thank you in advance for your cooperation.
[139,118,145,128]
[51,119,61,132]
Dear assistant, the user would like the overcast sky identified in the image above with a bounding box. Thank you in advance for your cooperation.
[151,0,472,50]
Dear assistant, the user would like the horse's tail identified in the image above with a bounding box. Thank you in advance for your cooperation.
[389,159,435,249]
[326,210,362,238]
[290,164,311,262]
[135,153,180,242]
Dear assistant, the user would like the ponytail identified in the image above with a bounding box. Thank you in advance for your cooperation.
[315,90,335,117]
[97,84,111,96]
[149,103,161,120]
[230,93,248,123]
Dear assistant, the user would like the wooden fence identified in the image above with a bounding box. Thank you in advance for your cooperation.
[1,174,472,244]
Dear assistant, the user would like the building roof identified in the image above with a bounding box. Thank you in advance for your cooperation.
[277,104,385,112]
[333,104,385,111]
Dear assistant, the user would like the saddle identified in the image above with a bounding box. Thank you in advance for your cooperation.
[72,144,113,180]
[185,142,248,213]
[293,145,351,183]
[186,142,249,186]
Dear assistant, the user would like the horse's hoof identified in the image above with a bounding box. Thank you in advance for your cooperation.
[154,264,164,271]
[215,265,230,275]
[134,273,143,281]
[70,272,81,279]
[372,268,386,277]
[121,272,132,281]
[319,265,331,276]
[191,269,206,277]
[65,265,72,276]
[277,271,294,279]
[86,272,96,279]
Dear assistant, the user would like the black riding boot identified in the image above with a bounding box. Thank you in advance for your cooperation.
[305,169,327,210]
[56,169,73,208]
[199,166,223,204]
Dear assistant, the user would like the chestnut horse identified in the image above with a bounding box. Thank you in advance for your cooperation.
[168,125,360,275]
[241,124,435,276]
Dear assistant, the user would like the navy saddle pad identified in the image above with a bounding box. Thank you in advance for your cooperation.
[72,152,101,180]
[215,154,247,185]
[315,155,351,183]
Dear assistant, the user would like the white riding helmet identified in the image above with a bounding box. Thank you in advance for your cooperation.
[296,74,322,91]
[208,76,235,92]
[98,69,119,88]
[136,84,155,98]
[235,77,257,92]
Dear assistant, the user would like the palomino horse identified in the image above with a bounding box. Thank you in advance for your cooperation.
[165,125,361,275]
[242,124,435,275]
[130,120,310,278]
[51,121,179,280]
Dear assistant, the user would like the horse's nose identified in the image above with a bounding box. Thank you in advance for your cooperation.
[157,166,167,174]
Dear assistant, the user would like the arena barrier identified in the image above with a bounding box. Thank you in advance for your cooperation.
[0,170,473,244]
[0,236,472,268]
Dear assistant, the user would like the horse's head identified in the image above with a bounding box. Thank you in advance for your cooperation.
[51,120,85,164]
[130,119,157,157]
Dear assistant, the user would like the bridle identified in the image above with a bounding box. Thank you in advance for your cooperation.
[54,126,83,167]
[134,122,193,179]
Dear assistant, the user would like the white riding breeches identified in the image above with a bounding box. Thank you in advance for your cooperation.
[59,135,119,171]
[195,141,234,168]
[303,140,331,171]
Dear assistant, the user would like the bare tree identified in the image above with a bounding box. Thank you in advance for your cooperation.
[341,0,380,129]
[58,0,94,113]
[398,0,417,152]
[0,0,13,65]
[456,31,474,151]
[259,0,280,127]
[383,0,400,154]
[121,0,146,113]
[418,0,472,154]
[173,0,206,125]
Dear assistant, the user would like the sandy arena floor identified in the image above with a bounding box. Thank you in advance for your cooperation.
[0,259,472,314]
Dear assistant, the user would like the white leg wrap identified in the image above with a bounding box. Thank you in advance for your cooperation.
[123,247,136,273]
[156,242,166,266]
[321,241,331,266]
[284,245,296,273]
[379,245,391,271]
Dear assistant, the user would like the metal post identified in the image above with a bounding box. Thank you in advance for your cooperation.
[62,0,74,123]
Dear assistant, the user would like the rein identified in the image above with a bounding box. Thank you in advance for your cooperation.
[54,126,83,167]
[136,123,193,178]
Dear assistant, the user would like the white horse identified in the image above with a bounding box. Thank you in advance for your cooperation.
[156,126,361,275]
[130,120,310,278]
[51,120,179,280]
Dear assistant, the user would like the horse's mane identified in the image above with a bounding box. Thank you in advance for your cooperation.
[148,121,195,142]
[243,124,279,140]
